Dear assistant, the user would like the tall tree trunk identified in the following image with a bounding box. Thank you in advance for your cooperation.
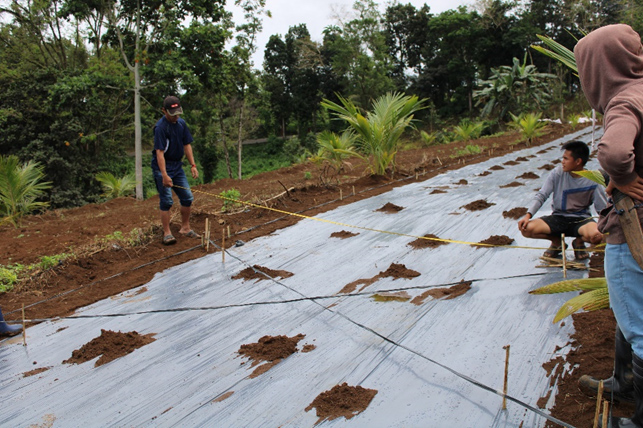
[237,100,245,180]
[219,114,233,179]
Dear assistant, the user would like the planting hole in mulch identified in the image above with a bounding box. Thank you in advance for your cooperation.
[376,202,404,213]
[302,344,316,353]
[515,156,529,162]
[232,265,294,282]
[474,235,515,248]
[213,391,234,403]
[238,334,305,378]
[503,160,519,166]
[411,280,472,305]
[453,179,468,185]
[63,329,156,367]
[500,181,524,188]
[305,383,378,424]
[516,172,539,179]
[539,164,555,170]
[338,263,420,294]
[371,291,411,302]
[461,199,495,211]
[330,230,359,239]
[489,165,505,170]
[478,171,492,176]
[430,189,447,194]
[407,234,448,249]
[23,367,50,378]
[502,207,528,219]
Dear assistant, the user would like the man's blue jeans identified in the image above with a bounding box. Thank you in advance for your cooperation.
[153,162,193,211]
[606,242,643,358]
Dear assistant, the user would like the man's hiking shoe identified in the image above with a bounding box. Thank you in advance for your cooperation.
[162,235,177,245]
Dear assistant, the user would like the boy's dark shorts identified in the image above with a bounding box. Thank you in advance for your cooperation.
[540,215,594,237]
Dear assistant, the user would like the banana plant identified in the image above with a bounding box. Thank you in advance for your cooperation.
[530,277,609,323]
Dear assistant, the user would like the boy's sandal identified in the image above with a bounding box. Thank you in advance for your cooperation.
[162,235,177,245]
[573,240,589,260]
[180,230,200,239]
[543,245,563,259]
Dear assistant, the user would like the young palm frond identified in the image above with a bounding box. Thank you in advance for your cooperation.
[452,119,485,141]
[0,155,51,227]
[530,34,578,74]
[316,130,359,168]
[573,170,607,187]
[321,92,426,175]
[530,277,609,323]
[509,112,547,146]
[95,172,136,199]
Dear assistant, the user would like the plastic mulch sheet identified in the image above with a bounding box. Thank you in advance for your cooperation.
[0,126,603,427]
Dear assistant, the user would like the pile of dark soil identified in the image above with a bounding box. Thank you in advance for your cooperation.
[515,156,529,162]
[305,383,378,424]
[330,230,359,239]
[539,164,555,171]
[339,263,420,294]
[502,207,528,219]
[461,199,495,211]
[411,280,472,305]
[22,367,50,378]
[516,172,539,179]
[453,179,468,185]
[430,189,447,194]
[500,181,524,188]
[478,171,492,177]
[407,234,448,249]
[489,165,505,170]
[238,334,307,378]
[232,265,294,282]
[376,202,404,213]
[63,329,156,367]
[504,160,519,166]
[475,235,514,247]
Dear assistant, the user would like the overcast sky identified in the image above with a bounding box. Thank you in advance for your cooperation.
[229,0,472,67]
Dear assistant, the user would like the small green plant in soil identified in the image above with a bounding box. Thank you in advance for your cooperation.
[220,189,242,212]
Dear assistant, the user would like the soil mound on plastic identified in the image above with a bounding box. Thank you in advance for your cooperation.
[500,181,524,188]
[503,160,519,166]
[454,179,468,185]
[338,263,420,294]
[305,383,378,424]
[430,189,447,194]
[476,235,514,247]
[407,234,448,249]
[515,156,529,162]
[516,172,539,179]
[539,164,555,171]
[376,202,404,213]
[63,329,156,367]
[411,280,472,305]
[330,230,359,239]
[232,265,294,282]
[238,334,306,378]
[502,207,528,219]
[490,165,505,170]
[461,199,495,211]
[23,367,50,378]
[372,291,412,302]
[478,171,492,176]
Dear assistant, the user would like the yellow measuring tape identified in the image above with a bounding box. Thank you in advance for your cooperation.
[176,185,603,253]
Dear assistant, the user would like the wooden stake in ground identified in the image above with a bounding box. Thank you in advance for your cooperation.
[593,380,604,428]
[561,234,567,279]
[340,189,343,200]
[352,186,355,196]
[227,225,231,238]
[222,228,226,263]
[602,400,609,428]
[22,304,26,346]
[502,344,510,410]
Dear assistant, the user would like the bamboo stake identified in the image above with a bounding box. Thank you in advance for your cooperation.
[222,229,225,263]
[352,186,355,196]
[340,189,343,200]
[502,345,510,410]
[227,225,231,238]
[22,304,26,346]
[437,156,442,165]
[602,400,609,428]
[206,219,210,252]
[593,380,604,428]
[203,218,208,249]
[562,234,567,279]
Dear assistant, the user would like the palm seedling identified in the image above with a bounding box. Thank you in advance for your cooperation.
[452,119,485,142]
[509,112,547,146]
[0,155,51,227]
[95,172,136,199]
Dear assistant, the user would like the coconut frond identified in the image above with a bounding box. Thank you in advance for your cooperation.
[553,288,610,323]
[530,277,607,295]
[574,170,606,187]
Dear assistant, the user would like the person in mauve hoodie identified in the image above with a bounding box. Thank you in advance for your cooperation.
[575,24,643,427]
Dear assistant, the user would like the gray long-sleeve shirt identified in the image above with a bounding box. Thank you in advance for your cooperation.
[528,165,608,218]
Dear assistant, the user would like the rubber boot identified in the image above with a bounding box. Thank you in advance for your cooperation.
[0,307,22,337]
[600,353,643,427]
[580,327,634,403]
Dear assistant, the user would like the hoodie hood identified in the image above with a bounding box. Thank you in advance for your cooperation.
[574,24,643,114]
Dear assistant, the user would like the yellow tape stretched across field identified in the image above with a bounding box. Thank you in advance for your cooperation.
[177,185,602,254]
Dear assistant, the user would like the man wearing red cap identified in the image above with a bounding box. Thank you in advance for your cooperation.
[152,96,200,245]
